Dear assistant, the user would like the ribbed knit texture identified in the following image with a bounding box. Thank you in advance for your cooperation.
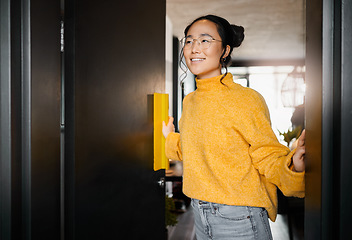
[165,73,305,221]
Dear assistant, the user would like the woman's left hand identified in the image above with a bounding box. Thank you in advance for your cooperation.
[292,129,306,172]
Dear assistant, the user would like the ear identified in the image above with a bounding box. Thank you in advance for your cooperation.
[223,45,231,58]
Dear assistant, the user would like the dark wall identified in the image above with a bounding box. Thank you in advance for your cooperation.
[10,0,23,238]
[31,0,62,238]
[1,0,62,239]
[1,0,12,239]
[339,0,352,237]
[305,0,352,239]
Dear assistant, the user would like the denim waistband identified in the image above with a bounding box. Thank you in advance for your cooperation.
[192,198,264,213]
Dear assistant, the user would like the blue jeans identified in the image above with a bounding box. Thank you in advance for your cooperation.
[191,199,273,240]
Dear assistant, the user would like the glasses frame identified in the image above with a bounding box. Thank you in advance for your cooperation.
[180,35,222,50]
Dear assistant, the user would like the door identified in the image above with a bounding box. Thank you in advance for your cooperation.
[64,0,166,239]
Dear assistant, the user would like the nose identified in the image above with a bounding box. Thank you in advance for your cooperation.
[191,39,201,53]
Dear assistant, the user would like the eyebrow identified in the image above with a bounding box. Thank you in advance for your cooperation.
[185,33,213,38]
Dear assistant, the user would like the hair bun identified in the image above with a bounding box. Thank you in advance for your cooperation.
[231,24,245,48]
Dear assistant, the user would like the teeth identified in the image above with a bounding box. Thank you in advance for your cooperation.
[191,58,204,62]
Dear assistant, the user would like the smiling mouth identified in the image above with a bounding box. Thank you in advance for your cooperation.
[191,58,205,62]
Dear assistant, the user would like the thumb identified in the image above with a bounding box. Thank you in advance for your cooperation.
[168,116,174,125]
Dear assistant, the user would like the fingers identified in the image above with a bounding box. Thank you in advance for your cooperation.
[162,117,175,139]
[163,116,174,125]
[292,146,306,172]
[292,129,306,172]
[296,147,305,158]
[298,129,306,147]
[300,129,306,140]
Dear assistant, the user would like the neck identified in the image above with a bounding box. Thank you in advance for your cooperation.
[195,73,233,92]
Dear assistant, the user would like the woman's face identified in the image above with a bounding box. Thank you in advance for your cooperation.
[183,20,229,79]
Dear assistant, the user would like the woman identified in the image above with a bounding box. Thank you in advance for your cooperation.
[163,15,305,240]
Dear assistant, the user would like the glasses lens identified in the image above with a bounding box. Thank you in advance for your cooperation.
[199,36,212,49]
[182,37,193,49]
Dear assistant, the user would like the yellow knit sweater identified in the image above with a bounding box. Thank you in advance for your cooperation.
[165,73,305,221]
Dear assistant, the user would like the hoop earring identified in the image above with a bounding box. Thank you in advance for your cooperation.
[221,57,227,69]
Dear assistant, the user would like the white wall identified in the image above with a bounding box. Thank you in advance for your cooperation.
[165,15,173,116]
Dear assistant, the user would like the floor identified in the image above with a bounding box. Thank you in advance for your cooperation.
[167,207,196,240]
[167,208,295,240]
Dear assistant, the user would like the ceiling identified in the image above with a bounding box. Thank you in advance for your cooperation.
[166,0,306,62]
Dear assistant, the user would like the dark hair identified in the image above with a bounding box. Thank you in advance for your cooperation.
[180,15,245,83]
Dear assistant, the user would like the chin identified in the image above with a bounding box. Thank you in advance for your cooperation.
[187,66,203,76]
[189,70,199,76]
[186,69,198,76]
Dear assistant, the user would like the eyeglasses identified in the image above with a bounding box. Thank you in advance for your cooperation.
[181,35,222,50]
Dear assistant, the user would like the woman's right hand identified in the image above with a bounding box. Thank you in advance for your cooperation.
[162,116,175,139]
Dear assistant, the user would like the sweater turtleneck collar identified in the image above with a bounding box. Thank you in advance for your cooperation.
[195,73,234,92]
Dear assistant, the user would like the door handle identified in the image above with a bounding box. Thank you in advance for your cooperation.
[157,177,165,188]
[153,93,169,171]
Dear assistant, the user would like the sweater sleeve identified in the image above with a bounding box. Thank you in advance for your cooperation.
[165,132,183,161]
[239,91,305,198]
